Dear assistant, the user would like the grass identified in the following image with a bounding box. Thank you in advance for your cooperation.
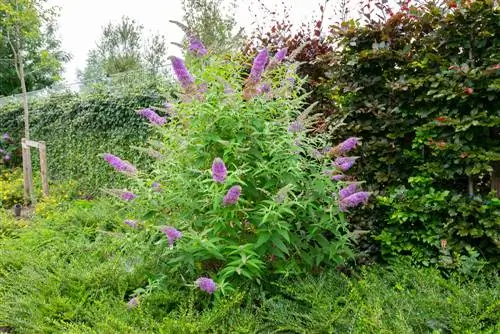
[0,196,498,333]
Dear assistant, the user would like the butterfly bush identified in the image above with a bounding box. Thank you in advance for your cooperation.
[103,35,371,294]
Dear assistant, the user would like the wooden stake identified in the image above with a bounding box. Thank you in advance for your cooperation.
[39,141,49,196]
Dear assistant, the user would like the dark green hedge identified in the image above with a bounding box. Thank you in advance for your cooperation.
[323,0,499,268]
[0,84,172,193]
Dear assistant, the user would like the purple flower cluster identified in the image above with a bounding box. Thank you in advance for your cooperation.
[137,108,166,126]
[124,219,138,228]
[249,49,269,84]
[127,297,139,309]
[195,277,217,294]
[332,137,361,155]
[339,191,370,212]
[223,185,241,205]
[103,153,137,175]
[288,120,305,133]
[121,191,137,201]
[171,56,195,89]
[275,47,288,62]
[188,36,207,56]
[161,226,182,246]
[332,157,357,172]
[332,174,345,181]
[212,158,227,183]
[151,182,162,192]
[339,183,358,200]
[2,133,10,141]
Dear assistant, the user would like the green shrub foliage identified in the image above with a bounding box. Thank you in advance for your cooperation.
[322,0,500,267]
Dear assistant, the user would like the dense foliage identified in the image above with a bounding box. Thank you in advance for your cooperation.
[316,0,500,268]
[0,194,497,333]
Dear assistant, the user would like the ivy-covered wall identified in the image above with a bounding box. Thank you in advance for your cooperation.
[0,84,172,193]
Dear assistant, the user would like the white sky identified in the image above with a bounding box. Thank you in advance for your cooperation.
[46,0,351,84]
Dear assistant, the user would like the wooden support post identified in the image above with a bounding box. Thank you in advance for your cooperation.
[39,141,49,197]
[21,139,30,204]
[21,138,47,204]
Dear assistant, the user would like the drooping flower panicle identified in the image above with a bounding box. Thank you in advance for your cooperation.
[223,185,242,205]
[121,191,137,201]
[288,120,305,133]
[249,49,269,84]
[332,157,358,172]
[195,277,217,294]
[137,108,167,126]
[151,182,162,192]
[161,226,182,246]
[124,219,139,228]
[339,191,371,212]
[103,153,137,175]
[275,47,288,62]
[127,297,139,309]
[329,137,361,156]
[339,183,358,200]
[188,36,207,56]
[211,158,227,183]
[171,56,195,88]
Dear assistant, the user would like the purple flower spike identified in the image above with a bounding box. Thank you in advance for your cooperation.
[137,108,166,126]
[2,133,10,141]
[249,49,269,83]
[223,185,242,205]
[4,154,10,161]
[288,121,305,133]
[127,297,139,309]
[260,83,271,93]
[124,219,138,228]
[198,83,208,93]
[336,137,361,155]
[121,191,136,201]
[161,226,182,247]
[333,157,357,172]
[171,56,195,88]
[103,153,137,175]
[188,36,207,56]
[195,277,217,294]
[332,174,345,181]
[339,191,371,212]
[275,47,288,62]
[339,183,358,200]
[211,157,227,183]
[152,182,162,192]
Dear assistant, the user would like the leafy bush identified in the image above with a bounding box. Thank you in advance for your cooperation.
[102,42,374,291]
[320,0,500,267]
[0,168,24,208]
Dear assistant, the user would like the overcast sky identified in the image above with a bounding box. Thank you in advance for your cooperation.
[45,0,355,84]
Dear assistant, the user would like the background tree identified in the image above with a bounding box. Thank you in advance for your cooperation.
[0,0,70,139]
[78,16,167,84]
[179,0,242,51]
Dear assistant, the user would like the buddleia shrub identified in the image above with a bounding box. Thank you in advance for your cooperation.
[102,38,371,294]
